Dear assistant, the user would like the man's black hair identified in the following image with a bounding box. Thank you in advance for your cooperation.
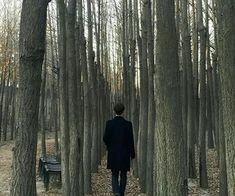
[114,103,125,115]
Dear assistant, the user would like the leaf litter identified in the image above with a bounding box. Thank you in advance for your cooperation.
[0,139,219,196]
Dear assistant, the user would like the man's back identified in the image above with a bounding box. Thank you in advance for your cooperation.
[103,116,135,171]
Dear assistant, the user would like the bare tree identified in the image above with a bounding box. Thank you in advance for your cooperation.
[66,0,81,194]
[137,0,149,191]
[56,0,70,194]
[154,0,187,194]
[216,0,235,194]
[79,0,92,193]
[197,0,208,188]
[180,0,196,179]
[146,0,155,195]
[10,0,50,195]
[87,0,99,173]
[40,51,47,157]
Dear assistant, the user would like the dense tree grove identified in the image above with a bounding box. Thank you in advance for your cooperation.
[0,0,234,195]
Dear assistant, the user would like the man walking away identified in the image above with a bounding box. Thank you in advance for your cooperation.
[103,103,135,196]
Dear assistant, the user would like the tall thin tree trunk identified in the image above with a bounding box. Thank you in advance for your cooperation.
[217,0,235,194]
[0,63,7,141]
[122,0,130,118]
[180,0,196,179]
[137,0,149,191]
[10,0,50,195]
[192,0,199,145]
[76,1,84,194]
[87,0,98,173]
[10,68,16,140]
[82,36,92,194]
[205,1,215,150]
[197,0,208,188]
[2,69,11,141]
[206,79,214,149]
[133,0,140,178]
[40,52,47,157]
[79,0,92,190]
[92,0,102,165]
[66,0,81,194]
[146,0,155,195]
[56,0,71,194]
[129,0,138,178]
[212,55,228,195]
[217,73,228,196]
[154,0,187,195]
[48,9,59,156]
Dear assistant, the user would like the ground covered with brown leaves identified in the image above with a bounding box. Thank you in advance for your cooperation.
[88,159,144,196]
[188,149,219,196]
[0,138,219,196]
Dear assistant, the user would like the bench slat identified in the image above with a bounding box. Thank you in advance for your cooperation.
[45,164,61,172]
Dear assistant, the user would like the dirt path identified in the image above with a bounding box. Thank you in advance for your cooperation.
[0,141,12,195]
[0,139,219,196]
[88,159,144,196]
[88,150,219,196]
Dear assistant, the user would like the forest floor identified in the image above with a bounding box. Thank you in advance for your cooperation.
[0,136,219,196]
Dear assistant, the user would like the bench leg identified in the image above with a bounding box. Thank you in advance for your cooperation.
[43,171,50,191]
[59,173,62,187]
[38,159,42,176]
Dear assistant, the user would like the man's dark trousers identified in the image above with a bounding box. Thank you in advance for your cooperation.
[111,170,127,196]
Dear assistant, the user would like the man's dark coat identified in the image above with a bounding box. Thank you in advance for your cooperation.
[103,116,135,171]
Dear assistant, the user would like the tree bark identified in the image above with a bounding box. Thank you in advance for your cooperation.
[180,0,196,179]
[218,78,228,196]
[56,0,71,194]
[66,0,81,194]
[10,69,16,140]
[48,9,59,156]
[79,0,92,190]
[0,62,7,141]
[154,0,187,195]
[76,1,84,194]
[87,0,98,173]
[137,0,149,191]
[205,2,215,149]
[82,36,92,193]
[122,0,130,118]
[40,51,47,157]
[133,0,140,178]
[192,0,199,145]
[217,0,235,194]
[146,0,155,195]
[213,55,228,196]
[2,69,11,141]
[197,0,208,188]
[10,0,50,195]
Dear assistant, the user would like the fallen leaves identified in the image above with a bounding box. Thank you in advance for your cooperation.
[0,138,219,196]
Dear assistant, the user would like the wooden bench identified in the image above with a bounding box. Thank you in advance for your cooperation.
[38,157,60,177]
[38,157,61,191]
